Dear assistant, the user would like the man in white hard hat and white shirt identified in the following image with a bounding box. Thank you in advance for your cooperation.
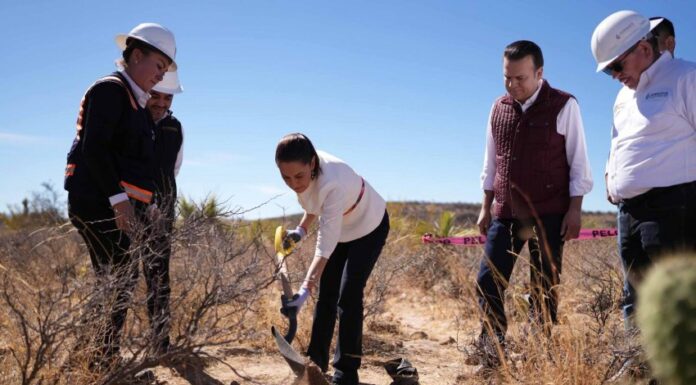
[143,70,184,355]
[615,15,678,333]
[591,10,696,329]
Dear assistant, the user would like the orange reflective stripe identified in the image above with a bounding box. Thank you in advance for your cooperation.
[343,178,366,216]
[75,76,138,134]
[76,95,87,133]
[97,76,138,111]
[119,181,153,204]
[65,163,76,177]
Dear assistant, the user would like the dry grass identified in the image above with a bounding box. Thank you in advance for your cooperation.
[0,202,650,385]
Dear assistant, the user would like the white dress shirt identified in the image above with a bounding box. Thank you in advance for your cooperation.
[119,70,150,108]
[297,151,387,259]
[480,80,594,197]
[606,53,696,200]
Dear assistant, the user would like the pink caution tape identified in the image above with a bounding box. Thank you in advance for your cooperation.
[578,228,618,239]
[422,228,617,246]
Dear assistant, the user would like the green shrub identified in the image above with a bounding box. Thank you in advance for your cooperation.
[637,254,696,385]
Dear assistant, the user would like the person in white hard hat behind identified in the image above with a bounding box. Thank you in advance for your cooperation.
[591,10,696,330]
[649,17,675,56]
[142,70,184,356]
[63,22,177,369]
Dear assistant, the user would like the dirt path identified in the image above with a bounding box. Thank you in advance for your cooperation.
[151,289,477,385]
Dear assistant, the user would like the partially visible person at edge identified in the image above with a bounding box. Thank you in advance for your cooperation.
[275,133,389,385]
[63,22,177,369]
[592,10,696,331]
[473,40,593,365]
[142,70,184,356]
[649,16,675,56]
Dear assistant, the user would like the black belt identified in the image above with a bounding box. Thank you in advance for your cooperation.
[343,178,365,216]
[622,180,696,207]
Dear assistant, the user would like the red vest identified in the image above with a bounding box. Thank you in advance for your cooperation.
[491,80,572,219]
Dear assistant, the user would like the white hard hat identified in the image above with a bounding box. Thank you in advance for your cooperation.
[152,71,183,94]
[591,10,653,73]
[116,23,177,71]
[649,17,665,31]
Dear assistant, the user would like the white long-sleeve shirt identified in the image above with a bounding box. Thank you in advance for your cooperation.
[297,151,386,259]
[480,80,594,197]
[606,53,696,200]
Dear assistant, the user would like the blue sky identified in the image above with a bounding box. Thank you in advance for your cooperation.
[1,1,694,219]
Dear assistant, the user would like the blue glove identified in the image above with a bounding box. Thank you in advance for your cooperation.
[283,226,306,250]
[286,286,310,313]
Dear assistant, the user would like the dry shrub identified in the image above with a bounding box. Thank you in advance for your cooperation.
[0,202,275,385]
[1,200,641,385]
[446,236,638,384]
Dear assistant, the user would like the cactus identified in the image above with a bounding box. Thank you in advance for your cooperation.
[636,254,696,385]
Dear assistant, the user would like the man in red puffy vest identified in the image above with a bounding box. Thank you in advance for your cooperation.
[472,40,593,364]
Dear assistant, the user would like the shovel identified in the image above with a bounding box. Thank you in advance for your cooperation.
[272,225,307,376]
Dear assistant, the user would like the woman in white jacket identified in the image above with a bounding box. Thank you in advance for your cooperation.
[276,133,390,385]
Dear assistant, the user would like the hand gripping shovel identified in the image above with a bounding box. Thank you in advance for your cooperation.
[272,225,307,376]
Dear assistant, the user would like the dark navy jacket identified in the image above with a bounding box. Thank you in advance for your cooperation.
[153,113,183,213]
[65,72,156,204]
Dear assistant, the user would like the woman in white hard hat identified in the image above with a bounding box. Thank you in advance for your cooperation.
[276,133,390,385]
[142,70,184,355]
[64,22,177,369]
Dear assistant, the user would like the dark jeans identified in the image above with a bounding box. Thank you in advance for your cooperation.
[68,194,141,360]
[476,214,564,340]
[618,181,696,326]
[307,211,389,385]
[142,207,174,351]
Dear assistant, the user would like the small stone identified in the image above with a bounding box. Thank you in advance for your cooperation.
[409,331,428,340]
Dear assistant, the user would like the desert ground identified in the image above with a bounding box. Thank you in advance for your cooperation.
[2,199,652,385]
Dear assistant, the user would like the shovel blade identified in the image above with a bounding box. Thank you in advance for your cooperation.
[271,325,306,376]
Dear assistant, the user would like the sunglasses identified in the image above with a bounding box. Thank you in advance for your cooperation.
[603,41,641,76]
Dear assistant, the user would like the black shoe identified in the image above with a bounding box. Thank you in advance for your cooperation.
[332,371,359,385]
[384,358,420,385]
[133,370,156,384]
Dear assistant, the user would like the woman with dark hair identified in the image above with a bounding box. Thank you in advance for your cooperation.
[63,23,177,368]
[275,133,390,385]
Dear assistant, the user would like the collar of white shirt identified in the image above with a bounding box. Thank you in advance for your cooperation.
[118,70,151,108]
[513,79,544,113]
[636,52,672,92]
